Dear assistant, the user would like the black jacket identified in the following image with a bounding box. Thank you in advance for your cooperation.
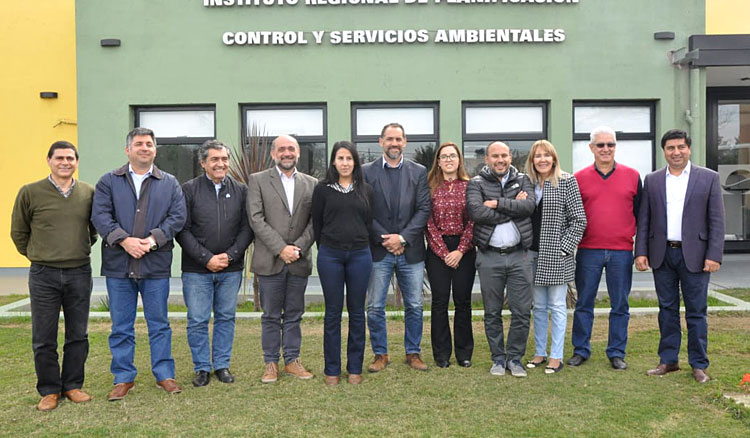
[177,174,254,273]
[466,165,535,250]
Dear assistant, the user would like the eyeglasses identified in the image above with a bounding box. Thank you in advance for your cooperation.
[594,142,616,149]
[439,153,458,161]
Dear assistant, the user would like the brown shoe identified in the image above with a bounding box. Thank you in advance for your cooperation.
[406,353,428,371]
[261,362,279,384]
[108,382,135,401]
[692,368,710,383]
[63,389,92,403]
[324,375,340,386]
[348,374,363,385]
[284,358,314,379]
[646,363,680,376]
[156,378,182,394]
[37,394,60,411]
[368,354,390,373]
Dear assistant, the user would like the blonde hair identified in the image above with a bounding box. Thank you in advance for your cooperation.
[427,142,469,194]
[525,140,562,187]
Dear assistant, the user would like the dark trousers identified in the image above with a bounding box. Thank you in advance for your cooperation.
[28,263,92,396]
[652,246,711,369]
[258,266,308,364]
[317,245,372,376]
[426,236,476,363]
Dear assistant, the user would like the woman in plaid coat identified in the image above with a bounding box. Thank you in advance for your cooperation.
[524,140,587,374]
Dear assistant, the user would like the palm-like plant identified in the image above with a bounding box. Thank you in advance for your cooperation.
[229,124,274,311]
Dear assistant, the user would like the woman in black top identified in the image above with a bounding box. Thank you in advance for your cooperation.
[312,141,373,385]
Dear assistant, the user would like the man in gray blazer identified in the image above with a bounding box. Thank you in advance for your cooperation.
[247,134,317,384]
[635,129,725,383]
[362,123,432,372]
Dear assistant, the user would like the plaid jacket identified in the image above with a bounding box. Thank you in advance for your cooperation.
[533,172,587,286]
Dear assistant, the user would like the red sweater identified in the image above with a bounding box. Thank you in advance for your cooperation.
[575,163,640,251]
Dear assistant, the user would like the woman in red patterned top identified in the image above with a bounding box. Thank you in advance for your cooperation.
[425,142,476,368]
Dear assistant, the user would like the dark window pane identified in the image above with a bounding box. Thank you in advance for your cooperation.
[356,141,437,173]
[463,140,534,177]
[154,144,202,184]
[297,142,327,179]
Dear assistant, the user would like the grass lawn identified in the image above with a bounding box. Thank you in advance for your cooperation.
[0,294,27,307]
[1,314,749,437]
[720,289,750,303]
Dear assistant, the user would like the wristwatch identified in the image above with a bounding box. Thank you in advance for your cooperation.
[148,237,158,251]
[399,235,407,247]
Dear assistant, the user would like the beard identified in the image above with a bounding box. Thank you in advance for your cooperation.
[489,166,509,179]
[385,147,402,161]
[276,157,298,171]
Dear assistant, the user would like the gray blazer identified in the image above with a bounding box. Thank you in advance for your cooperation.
[247,167,317,276]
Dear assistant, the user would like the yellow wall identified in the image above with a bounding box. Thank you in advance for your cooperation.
[0,1,77,267]
[706,0,750,34]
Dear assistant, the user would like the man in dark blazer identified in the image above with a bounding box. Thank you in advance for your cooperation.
[247,134,317,384]
[635,128,724,383]
[362,123,432,372]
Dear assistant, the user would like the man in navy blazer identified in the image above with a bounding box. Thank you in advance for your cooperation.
[635,129,724,383]
[362,122,432,372]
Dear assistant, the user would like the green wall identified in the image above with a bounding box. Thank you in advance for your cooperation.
[76,0,705,274]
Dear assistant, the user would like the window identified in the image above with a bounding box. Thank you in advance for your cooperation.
[134,106,215,184]
[351,102,439,170]
[572,102,656,178]
[242,103,327,178]
[462,102,547,176]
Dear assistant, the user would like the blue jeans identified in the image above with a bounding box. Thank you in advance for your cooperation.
[532,284,568,360]
[366,253,425,355]
[572,249,633,359]
[317,245,372,376]
[653,247,710,369]
[106,277,174,383]
[182,271,242,372]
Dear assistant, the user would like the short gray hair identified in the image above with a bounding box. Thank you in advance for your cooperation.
[199,139,230,162]
[126,127,156,148]
[589,126,617,143]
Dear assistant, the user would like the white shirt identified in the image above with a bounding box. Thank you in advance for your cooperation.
[129,164,153,200]
[489,172,522,248]
[665,160,691,241]
[277,166,297,215]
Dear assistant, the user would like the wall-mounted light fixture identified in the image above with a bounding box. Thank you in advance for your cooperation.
[40,92,58,99]
[654,32,675,41]
[101,39,121,47]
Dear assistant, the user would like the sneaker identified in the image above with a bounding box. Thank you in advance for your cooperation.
[490,361,506,376]
[261,362,279,384]
[284,358,314,379]
[507,360,528,378]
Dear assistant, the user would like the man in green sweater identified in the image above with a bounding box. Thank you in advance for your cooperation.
[10,141,97,412]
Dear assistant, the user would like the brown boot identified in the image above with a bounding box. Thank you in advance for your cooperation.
[284,358,313,379]
[348,374,363,385]
[324,375,340,386]
[156,378,182,394]
[368,354,390,373]
[261,362,279,384]
[63,389,92,403]
[108,382,135,401]
[406,353,428,371]
[37,394,60,411]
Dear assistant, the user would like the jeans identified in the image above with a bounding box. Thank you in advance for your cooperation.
[476,249,533,363]
[182,271,242,372]
[572,248,633,360]
[317,245,372,376]
[425,236,476,363]
[258,266,308,364]
[28,263,92,396]
[366,253,425,355]
[530,252,567,360]
[106,277,174,383]
[653,246,710,369]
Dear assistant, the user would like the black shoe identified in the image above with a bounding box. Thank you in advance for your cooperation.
[458,360,472,368]
[526,357,547,368]
[435,360,450,368]
[192,371,210,387]
[566,355,587,367]
[610,357,627,371]
[545,362,564,374]
[215,368,235,384]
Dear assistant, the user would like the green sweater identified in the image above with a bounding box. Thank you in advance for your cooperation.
[11,178,97,268]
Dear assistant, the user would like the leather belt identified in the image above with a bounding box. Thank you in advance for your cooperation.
[667,240,682,248]
[485,244,521,254]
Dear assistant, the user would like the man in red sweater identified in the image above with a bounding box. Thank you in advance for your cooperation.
[568,126,641,371]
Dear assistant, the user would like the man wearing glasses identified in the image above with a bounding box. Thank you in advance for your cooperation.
[568,126,642,371]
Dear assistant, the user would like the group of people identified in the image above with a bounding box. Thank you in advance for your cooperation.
[11,122,724,411]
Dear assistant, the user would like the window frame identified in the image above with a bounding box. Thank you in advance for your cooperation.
[241,102,327,146]
[351,101,440,145]
[461,101,548,144]
[133,105,216,145]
